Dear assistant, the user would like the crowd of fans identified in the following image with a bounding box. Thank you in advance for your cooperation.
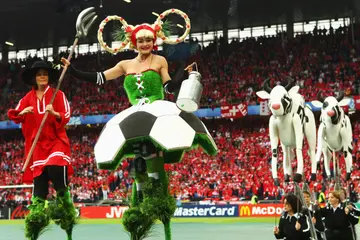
[0,24,360,205]
[0,24,360,120]
[1,119,360,205]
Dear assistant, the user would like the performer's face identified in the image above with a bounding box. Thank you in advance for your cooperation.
[284,199,292,212]
[137,37,154,54]
[303,193,311,206]
[35,69,49,87]
[329,193,339,206]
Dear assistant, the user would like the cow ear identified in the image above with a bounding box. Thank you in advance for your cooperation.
[339,98,350,107]
[311,100,323,108]
[288,86,299,95]
[256,91,270,99]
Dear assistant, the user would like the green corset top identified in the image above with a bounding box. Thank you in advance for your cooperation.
[123,70,164,105]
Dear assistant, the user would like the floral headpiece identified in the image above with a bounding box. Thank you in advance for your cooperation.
[97,8,191,54]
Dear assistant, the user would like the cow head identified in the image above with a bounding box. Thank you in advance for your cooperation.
[256,77,299,116]
[311,91,350,124]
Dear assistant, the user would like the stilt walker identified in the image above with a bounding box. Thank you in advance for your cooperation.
[7,61,77,240]
[7,8,97,240]
[62,9,218,240]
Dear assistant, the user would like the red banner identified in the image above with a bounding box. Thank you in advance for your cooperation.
[80,204,284,219]
[238,204,283,217]
[354,96,360,110]
[80,206,129,219]
[221,103,248,119]
[10,206,29,219]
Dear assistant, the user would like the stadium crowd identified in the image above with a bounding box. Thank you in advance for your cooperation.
[0,24,360,205]
[0,24,360,120]
[1,120,360,205]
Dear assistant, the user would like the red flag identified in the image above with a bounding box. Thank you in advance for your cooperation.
[354,96,360,110]
[259,99,270,116]
[220,103,248,119]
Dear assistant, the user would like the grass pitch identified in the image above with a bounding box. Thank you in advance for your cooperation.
[0,217,275,239]
[0,217,275,225]
[2,217,355,240]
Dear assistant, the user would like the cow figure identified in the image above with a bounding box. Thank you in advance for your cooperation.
[256,77,317,186]
[311,91,353,181]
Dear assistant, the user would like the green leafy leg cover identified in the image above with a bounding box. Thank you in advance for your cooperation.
[160,169,176,240]
[48,188,77,240]
[143,157,176,240]
[131,181,138,207]
[122,207,156,240]
[163,219,172,240]
[145,156,163,175]
[25,196,50,240]
[123,170,153,240]
[160,169,175,240]
[124,154,176,240]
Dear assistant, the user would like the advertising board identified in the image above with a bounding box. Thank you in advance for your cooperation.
[239,204,283,217]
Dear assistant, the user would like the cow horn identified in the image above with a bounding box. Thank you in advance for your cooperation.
[284,76,294,91]
[262,78,272,93]
[336,91,344,102]
[316,91,325,103]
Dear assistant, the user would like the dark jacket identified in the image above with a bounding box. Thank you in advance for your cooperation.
[275,211,311,240]
[318,202,358,240]
[302,204,325,240]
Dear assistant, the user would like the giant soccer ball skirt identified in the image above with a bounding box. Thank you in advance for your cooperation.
[94,100,218,169]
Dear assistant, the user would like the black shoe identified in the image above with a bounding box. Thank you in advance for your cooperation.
[293,173,302,183]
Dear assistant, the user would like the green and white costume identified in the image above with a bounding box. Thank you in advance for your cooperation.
[95,69,217,240]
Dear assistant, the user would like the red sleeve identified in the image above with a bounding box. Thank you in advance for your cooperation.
[7,96,29,124]
[54,91,71,129]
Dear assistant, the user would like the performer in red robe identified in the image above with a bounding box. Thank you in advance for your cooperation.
[7,61,76,240]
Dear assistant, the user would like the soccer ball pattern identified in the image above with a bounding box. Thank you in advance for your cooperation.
[94,100,217,169]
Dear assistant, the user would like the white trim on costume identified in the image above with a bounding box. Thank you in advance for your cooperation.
[63,166,67,187]
[15,99,23,110]
[37,95,46,114]
[62,92,71,119]
[30,151,71,169]
[37,86,50,114]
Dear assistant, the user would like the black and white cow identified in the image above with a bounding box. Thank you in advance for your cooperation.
[311,91,353,180]
[256,77,317,185]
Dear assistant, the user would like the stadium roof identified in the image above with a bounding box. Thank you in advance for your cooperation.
[0,0,356,51]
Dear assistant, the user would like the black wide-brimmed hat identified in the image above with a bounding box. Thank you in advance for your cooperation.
[21,61,59,85]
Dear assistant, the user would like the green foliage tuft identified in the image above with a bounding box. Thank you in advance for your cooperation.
[122,207,156,240]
